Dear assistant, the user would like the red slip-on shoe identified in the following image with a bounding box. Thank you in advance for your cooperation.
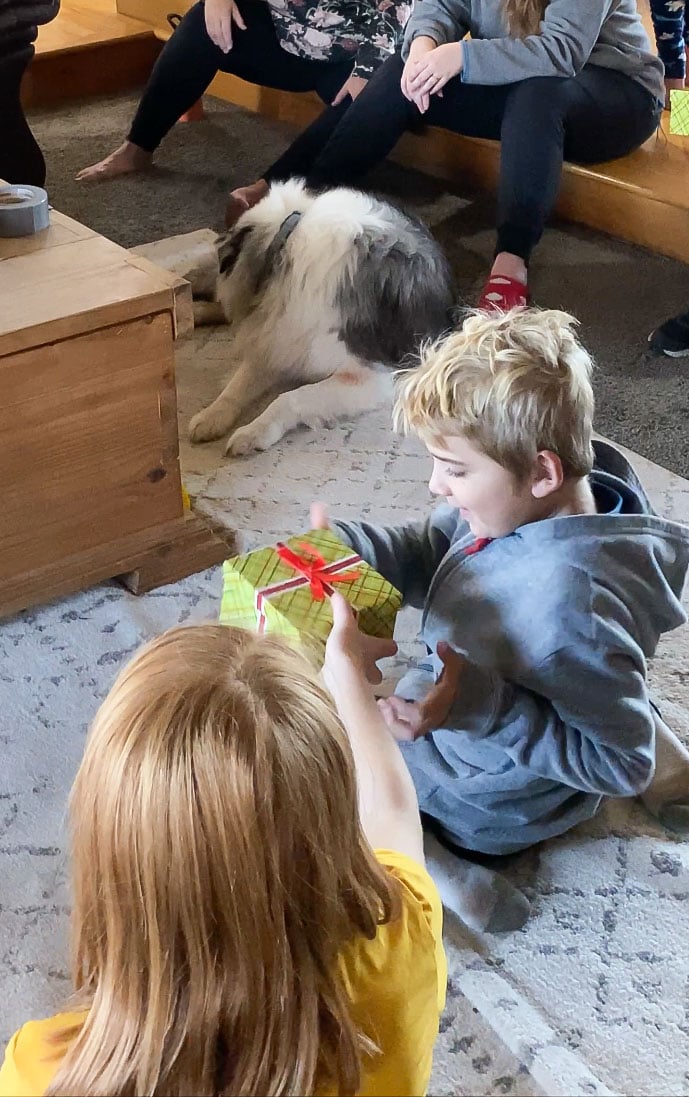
[478,275,530,312]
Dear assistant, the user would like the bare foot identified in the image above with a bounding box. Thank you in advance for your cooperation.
[75,141,153,182]
[224,178,269,228]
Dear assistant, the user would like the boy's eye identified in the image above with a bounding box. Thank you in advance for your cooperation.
[446,467,465,478]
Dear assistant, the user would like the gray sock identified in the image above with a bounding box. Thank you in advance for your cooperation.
[424,832,531,935]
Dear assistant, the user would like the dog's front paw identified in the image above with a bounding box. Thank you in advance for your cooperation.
[225,421,282,456]
[189,407,230,444]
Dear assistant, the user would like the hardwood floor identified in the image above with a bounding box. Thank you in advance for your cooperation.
[36,0,151,54]
[24,0,160,108]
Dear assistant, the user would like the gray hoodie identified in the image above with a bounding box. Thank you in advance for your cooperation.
[334,441,689,854]
[402,0,665,104]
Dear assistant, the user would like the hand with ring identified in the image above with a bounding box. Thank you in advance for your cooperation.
[406,42,464,109]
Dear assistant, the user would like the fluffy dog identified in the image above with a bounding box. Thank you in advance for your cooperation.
[189,180,455,455]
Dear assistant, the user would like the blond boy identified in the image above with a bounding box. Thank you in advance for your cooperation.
[331,309,689,854]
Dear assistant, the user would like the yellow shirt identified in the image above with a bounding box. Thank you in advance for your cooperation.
[0,851,446,1097]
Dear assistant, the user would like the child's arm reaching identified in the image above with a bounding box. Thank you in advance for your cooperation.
[312,502,459,608]
[322,593,424,864]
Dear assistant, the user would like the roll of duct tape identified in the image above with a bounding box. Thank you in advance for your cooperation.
[0,184,50,237]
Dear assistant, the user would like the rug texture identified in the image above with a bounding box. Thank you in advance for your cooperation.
[1,90,688,1097]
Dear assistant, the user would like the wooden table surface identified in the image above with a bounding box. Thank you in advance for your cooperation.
[0,201,193,355]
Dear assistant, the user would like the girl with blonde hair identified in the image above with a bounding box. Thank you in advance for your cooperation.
[0,593,446,1097]
[227,0,664,308]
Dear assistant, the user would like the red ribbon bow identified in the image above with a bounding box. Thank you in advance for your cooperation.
[276,541,361,601]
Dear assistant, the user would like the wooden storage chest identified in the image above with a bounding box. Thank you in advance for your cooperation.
[0,201,229,619]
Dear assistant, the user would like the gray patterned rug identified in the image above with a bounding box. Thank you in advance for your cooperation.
[3,306,688,1095]
[3,91,689,1095]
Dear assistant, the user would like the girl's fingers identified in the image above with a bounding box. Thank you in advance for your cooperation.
[328,590,354,634]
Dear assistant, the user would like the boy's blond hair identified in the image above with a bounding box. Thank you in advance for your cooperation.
[394,308,595,479]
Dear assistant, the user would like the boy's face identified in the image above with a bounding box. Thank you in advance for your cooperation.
[427,434,544,539]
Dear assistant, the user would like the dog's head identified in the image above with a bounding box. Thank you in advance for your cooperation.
[213,181,315,317]
[216,180,313,278]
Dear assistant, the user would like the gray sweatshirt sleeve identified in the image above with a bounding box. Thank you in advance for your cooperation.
[402,0,469,53]
[333,505,458,608]
[461,0,614,85]
[445,613,655,798]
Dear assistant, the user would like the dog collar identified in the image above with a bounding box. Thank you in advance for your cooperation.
[254,209,303,291]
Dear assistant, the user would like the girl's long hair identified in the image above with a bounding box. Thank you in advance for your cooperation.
[47,625,400,1097]
[503,0,549,36]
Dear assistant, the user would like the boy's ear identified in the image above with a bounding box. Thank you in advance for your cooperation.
[531,450,564,498]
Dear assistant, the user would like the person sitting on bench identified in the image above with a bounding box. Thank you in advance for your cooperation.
[76,0,410,187]
[226,0,664,311]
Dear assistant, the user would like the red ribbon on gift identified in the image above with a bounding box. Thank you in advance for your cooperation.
[254,540,362,633]
[276,541,361,600]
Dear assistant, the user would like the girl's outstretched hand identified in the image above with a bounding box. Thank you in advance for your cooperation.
[324,592,397,687]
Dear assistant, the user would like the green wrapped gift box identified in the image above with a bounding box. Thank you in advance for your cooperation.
[220,529,401,655]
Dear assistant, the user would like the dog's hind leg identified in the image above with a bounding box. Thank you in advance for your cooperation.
[224,365,393,455]
[189,356,276,443]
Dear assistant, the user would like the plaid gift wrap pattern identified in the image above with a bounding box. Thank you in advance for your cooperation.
[670,89,689,134]
[220,529,402,651]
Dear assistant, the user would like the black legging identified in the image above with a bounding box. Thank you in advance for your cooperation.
[0,28,46,186]
[128,0,354,155]
[266,51,662,262]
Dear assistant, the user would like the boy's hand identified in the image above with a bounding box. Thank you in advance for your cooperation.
[310,501,330,530]
[324,591,398,687]
[377,642,467,740]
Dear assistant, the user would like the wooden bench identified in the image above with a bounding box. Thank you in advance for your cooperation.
[26,0,161,109]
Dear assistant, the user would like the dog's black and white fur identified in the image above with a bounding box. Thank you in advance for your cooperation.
[189,181,455,455]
